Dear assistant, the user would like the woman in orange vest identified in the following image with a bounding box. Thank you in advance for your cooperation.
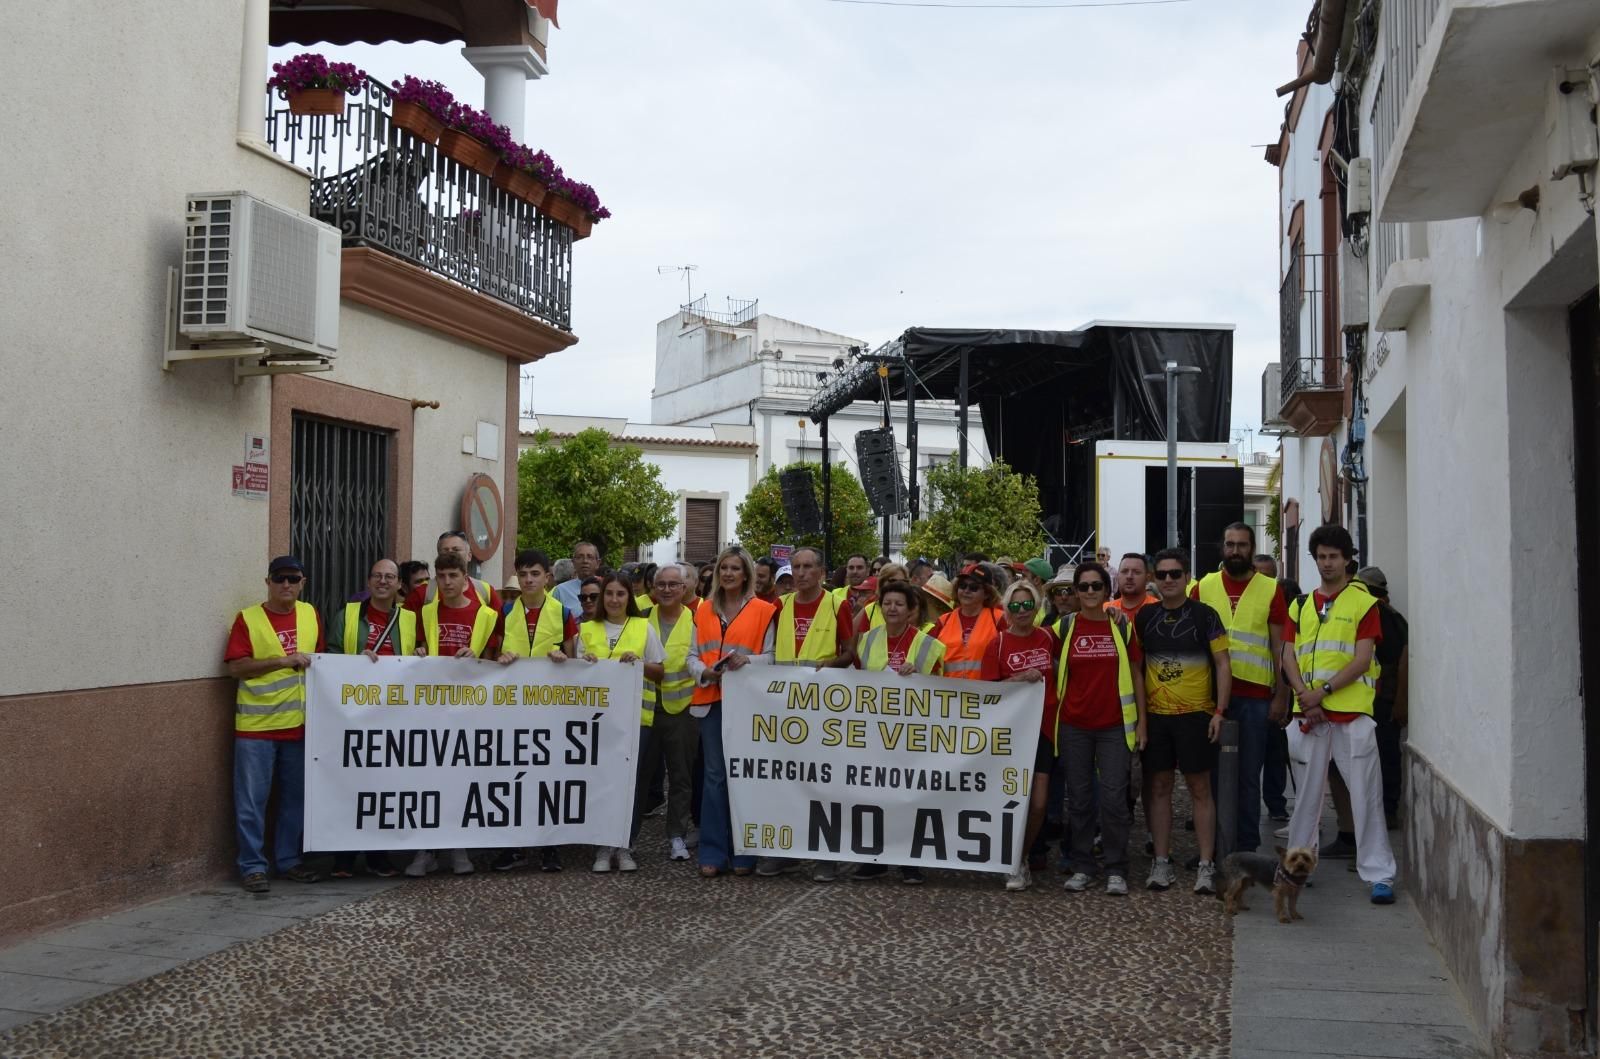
[928,562,1005,679]
[688,546,778,877]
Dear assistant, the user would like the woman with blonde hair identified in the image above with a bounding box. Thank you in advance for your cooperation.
[687,546,778,877]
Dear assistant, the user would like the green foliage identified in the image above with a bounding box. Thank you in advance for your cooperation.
[516,428,677,565]
[735,461,877,563]
[903,459,1045,566]
[1265,457,1283,555]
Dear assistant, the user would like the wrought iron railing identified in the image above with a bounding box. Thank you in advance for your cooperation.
[264,77,573,331]
[1372,0,1443,207]
[1372,217,1405,292]
[681,295,759,328]
[1281,251,1340,404]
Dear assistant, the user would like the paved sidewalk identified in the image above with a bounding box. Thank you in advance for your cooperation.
[0,877,400,1034]
[1229,809,1490,1059]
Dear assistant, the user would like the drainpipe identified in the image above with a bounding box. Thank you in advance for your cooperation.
[1276,0,1349,97]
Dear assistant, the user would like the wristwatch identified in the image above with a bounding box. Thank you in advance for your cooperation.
[1320,680,1335,694]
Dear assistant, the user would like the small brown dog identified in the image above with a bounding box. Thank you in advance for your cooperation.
[1221,845,1318,923]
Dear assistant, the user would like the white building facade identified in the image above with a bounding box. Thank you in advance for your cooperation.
[1266,1,1600,1050]
[650,301,990,552]
[519,415,759,567]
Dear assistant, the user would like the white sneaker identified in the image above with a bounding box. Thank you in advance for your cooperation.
[1063,872,1091,893]
[449,849,474,875]
[1105,874,1129,896]
[1005,864,1032,891]
[591,847,613,873]
[1194,860,1217,895]
[1146,858,1175,891]
[669,837,691,861]
[1274,824,1290,839]
[404,851,437,878]
[616,848,639,872]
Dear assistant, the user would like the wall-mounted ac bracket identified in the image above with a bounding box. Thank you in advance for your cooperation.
[162,266,332,382]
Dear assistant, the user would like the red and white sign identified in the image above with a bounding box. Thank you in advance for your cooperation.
[233,433,270,500]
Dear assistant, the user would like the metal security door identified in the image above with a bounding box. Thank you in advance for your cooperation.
[291,414,391,625]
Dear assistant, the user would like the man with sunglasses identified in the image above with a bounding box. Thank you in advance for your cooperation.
[1193,522,1292,855]
[223,555,327,892]
[1137,548,1229,894]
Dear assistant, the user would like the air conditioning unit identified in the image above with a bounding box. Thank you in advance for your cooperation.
[1260,363,1289,435]
[177,192,340,358]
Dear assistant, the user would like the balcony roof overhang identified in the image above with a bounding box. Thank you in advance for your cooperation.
[269,1,547,51]
[1378,0,1600,223]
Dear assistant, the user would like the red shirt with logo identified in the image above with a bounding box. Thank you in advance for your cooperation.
[1059,613,1143,731]
[791,595,852,657]
[981,626,1060,734]
[431,601,488,657]
[363,606,403,655]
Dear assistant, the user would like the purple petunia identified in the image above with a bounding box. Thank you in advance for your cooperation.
[390,75,455,116]
[268,53,368,95]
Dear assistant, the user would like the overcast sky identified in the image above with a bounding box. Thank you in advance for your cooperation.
[278,0,1305,453]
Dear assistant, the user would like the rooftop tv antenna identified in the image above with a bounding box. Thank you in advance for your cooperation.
[656,264,699,304]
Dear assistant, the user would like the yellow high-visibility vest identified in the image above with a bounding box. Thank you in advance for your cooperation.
[648,608,695,717]
[857,625,945,675]
[775,592,842,665]
[339,602,417,657]
[1197,571,1277,688]
[420,599,497,658]
[1289,585,1379,716]
[580,617,653,725]
[501,596,569,657]
[235,603,318,733]
[1055,613,1137,751]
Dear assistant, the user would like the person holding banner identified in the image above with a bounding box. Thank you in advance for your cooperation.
[328,557,414,879]
[1056,562,1148,897]
[929,563,1005,680]
[407,552,500,878]
[579,573,665,873]
[851,563,908,636]
[978,579,1060,892]
[688,546,777,878]
[222,555,326,893]
[641,564,698,862]
[771,545,856,880]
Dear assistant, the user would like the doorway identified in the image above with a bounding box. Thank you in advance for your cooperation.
[290,413,392,623]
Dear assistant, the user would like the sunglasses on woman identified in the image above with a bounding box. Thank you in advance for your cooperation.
[1006,598,1037,613]
[1075,580,1106,592]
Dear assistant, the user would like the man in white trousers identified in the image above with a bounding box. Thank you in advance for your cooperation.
[1279,524,1397,905]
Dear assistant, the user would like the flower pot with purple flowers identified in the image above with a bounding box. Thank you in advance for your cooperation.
[547,178,610,240]
[492,145,559,207]
[269,53,366,116]
[437,103,511,177]
[388,76,453,144]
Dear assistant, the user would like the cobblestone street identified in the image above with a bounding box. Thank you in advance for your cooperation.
[1,814,1234,1058]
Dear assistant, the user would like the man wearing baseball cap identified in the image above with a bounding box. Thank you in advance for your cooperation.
[223,555,327,892]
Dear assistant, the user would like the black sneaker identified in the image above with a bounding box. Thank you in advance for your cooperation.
[854,863,889,880]
[900,866,926,886]
[539,848,563,872]
[1321,837,1358,859]
[493,850,528,872]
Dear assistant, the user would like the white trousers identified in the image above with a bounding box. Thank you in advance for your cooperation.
[1286,714,1397,884]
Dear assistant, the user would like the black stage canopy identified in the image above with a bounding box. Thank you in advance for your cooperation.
[804,322,1234,550]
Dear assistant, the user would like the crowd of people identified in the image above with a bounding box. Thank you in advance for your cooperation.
[224,522,1409,908]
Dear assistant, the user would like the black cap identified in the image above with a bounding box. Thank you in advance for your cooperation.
[268,555,305,576]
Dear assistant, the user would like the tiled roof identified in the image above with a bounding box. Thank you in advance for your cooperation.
[524,430,757,450]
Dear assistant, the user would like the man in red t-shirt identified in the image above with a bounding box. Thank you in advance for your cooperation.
[223,555,327,892]
[418,553,499,660]
[785,547,853,666]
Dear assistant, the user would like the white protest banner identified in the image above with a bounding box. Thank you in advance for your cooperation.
[305,655,642,851]
[722,665,1044,872]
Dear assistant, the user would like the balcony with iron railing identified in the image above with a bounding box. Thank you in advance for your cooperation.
[1373,0,1599,221]
[1279,251,1344,436]
[265,76,574,335]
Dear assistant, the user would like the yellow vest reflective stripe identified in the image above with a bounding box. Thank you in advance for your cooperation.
[1055,613,1138,752]
[1289,585,1379,716]
[649,608,696,716]
[580,617,653,725]
[340,602,417,657]
[236,603,318,732]
[858,625,945,675]
[774,593,841,665]
[501,597,568,657]
[1197,572,1276,687]
[421,600,497,658]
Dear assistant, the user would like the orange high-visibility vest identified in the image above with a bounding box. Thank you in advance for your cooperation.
[690,596,777,707]
[932,606,1004,679]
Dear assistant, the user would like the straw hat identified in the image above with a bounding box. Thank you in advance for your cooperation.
[919,573,955,612]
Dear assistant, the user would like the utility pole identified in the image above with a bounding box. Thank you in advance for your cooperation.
[1143,361,1204,549]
